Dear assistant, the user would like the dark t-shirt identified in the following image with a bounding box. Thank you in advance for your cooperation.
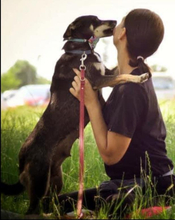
[103,68,174,179]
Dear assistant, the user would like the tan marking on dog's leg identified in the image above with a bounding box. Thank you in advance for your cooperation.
[50,166,63,194]
[115,73,149,84]
[20,163,31,193]
[44,166,51,196]
[93,73,149,89]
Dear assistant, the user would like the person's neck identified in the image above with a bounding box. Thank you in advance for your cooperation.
[117,49,136,75]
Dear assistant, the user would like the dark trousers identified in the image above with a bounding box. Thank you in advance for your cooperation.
[57,188,98,213]
[57,178,141,215]
[57,175,175,214]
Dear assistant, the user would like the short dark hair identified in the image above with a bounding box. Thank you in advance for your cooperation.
[124,9,164,75]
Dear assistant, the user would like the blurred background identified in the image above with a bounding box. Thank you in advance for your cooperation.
[1,0,175,110]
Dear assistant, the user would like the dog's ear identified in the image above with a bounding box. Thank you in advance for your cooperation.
[63,23,75,39]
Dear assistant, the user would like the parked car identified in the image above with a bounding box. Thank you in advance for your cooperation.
[1,84,51,109]
[152,74,175,100]
[1,89,18,101]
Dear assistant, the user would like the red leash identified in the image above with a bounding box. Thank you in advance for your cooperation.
[77,53,87,218]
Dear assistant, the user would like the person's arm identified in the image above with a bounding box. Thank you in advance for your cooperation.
[70,69,131,165]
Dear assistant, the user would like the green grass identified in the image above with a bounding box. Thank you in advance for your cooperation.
[1,100,175,219]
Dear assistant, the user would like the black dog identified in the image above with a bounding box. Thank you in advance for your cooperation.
[1,15,148,214]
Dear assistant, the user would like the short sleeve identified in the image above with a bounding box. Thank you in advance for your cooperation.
[103,83,147,138]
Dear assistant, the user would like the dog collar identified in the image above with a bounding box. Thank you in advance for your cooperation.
[65,50,92,55]
[68,36,99,49]
[88,36,99,49]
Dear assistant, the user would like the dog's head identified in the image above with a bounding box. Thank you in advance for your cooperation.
[63,15,117,40]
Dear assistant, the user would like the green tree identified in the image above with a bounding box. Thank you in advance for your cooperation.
[11,60,38,86]
[1,70,21,92]
[36,76,51,84]
[1,60,51,93]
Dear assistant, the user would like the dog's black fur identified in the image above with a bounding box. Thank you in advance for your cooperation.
[1,15,148,214]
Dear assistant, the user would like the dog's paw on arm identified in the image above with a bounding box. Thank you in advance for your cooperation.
[140,72,150,83]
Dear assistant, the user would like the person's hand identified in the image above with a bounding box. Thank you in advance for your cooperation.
[69,68,99,109]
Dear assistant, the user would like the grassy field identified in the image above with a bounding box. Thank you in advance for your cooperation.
[1,100,175,219]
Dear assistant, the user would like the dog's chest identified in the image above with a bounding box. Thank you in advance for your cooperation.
[93,52,105,76]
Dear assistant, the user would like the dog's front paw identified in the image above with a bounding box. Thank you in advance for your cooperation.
[140,73,149,83]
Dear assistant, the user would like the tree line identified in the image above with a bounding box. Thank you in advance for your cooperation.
[1,60,51,92]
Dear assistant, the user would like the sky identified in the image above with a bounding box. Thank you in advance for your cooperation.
[2,0,175,81]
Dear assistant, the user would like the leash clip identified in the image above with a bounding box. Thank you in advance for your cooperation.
[79,52,87,71]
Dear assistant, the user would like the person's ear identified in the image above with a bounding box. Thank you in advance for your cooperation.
[118,27,126,40]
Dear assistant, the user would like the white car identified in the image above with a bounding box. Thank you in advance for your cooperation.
[152,74,175,100]
[1,84,51,109]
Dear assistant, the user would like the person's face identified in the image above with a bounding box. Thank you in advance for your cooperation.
[113,17,125,47]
